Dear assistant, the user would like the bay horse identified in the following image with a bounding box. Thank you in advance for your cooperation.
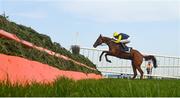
[93,35,157,79]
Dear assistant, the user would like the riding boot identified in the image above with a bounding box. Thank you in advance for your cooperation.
[124,45,129,51]
[120,43,125,49]
[120,43,129,52]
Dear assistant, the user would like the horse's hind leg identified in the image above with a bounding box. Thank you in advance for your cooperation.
[131,65,137,79]
[136,66,144,79]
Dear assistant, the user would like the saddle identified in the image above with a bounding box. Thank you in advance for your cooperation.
[111,38,132,53]
[119,43,131,53]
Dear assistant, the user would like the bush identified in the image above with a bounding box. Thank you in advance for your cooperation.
[71,45,80,55]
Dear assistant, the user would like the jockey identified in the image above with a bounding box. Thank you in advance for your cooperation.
[113,32,130,52]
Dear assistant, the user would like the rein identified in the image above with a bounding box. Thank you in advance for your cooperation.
[100,38,113,46]
[104,37,114,44]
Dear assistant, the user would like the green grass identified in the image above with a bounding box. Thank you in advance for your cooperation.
[0,78,179,97]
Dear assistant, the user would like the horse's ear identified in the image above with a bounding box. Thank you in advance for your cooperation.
[100,34,102,37]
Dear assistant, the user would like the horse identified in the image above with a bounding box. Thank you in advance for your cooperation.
[93,34,157,79]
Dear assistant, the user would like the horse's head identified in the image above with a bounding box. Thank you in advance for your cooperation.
[93,34,103,48]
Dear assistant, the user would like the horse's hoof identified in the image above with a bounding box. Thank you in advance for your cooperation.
[107,60,112,63]
[131,76,136,80]
[140,76,144,79]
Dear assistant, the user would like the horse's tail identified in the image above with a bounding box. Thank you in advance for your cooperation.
[144,55,157,68]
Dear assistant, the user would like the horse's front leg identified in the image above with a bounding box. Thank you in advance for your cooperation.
[105,52,113,63]
[99,51,108,62]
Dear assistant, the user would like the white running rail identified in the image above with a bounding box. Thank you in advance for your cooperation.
[80,47,180,79]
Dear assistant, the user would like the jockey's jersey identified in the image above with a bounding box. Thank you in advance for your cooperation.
[114,33,130,43]
[119,33,129,40]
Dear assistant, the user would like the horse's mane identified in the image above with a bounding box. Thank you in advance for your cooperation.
[101,36,116,43]
[102,36,112,40]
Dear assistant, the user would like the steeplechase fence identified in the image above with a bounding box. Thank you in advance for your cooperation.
[80,47,180,79]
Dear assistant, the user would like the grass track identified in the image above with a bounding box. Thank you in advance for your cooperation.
[0,78,179,97]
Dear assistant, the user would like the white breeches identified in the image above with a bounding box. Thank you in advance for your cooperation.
[120,38,130,44]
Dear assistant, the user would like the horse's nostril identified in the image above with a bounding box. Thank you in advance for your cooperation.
[93,45,95,48]
[93,44,97,48]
